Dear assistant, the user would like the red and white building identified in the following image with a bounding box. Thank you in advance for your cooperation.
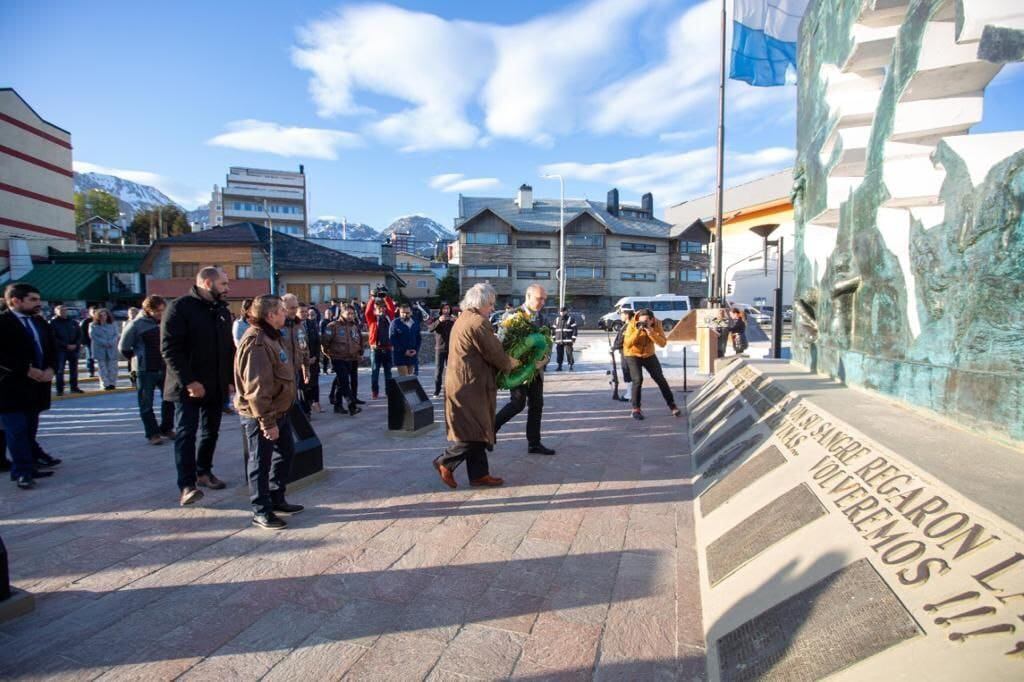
[0,88,75,280]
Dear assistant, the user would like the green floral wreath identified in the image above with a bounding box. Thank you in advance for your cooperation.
[498,332,552,389]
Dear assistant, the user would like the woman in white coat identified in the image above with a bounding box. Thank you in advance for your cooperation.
[90,308,121,390]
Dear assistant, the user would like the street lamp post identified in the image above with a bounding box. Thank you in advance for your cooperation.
[263,199,276,295]
[543,173,565,309]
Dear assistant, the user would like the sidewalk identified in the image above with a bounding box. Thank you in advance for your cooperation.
[0,359,705,680]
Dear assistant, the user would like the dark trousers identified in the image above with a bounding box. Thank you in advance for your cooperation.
[330,359,359,406]
[619,351,632,383]
[173,392,223,490]
[370,347,392,394]
[556,343,574,368]
[623,355,675,410]
[434,351,448,394]
[304,360,321,406]
[242,416,294,515]
[84,345,96,376]
[54,349,79,392]
[321,353,331,374]
[137,370,174,438]
[438,441,489,481]
[0,411,40,479]
[495,372,544,446]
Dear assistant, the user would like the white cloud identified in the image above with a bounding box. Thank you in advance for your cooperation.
[541,146,794,205]
[659,128,713,144]
[206,119,362,160]
[429,173,500,193]
[73,161,209,209]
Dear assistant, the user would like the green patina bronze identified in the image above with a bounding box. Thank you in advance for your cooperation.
[794,0,1024,442]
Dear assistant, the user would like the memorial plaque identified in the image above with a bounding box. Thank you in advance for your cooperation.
[691,384,735,425]
[701,434,766,479]
[695,415,755,467]
[717,559,921,681]
[707,484,826,585]
[693,398,744,443]
[700,445,786,516]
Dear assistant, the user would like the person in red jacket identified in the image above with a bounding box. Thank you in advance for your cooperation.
[365,292,396,398]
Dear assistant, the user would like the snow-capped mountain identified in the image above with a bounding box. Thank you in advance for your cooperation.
[187,206,211,230]
[309,219,379,240]
[383,215,455,257]
[73,172,178,217]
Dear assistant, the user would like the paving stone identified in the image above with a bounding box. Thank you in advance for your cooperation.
[263,636,367,682]
[342,632,445,681]
[433,624,526,680]
[466,587,545,634]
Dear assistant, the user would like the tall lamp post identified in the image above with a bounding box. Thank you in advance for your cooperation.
[750,225,784,359]
[263,199,276,295]
[543,173,566,309]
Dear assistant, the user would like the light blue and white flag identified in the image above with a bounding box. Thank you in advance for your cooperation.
[730,0,810,87]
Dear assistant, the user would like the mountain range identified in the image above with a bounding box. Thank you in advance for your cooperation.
[73,171,179,217]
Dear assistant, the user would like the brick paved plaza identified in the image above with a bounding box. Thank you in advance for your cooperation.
[0,357,704,680]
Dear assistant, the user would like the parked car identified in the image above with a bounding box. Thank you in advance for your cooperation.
[753,306,772,324]
[783,305,793,322]
[598,294,692,331]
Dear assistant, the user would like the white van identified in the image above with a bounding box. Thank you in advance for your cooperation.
[598,294,692,331]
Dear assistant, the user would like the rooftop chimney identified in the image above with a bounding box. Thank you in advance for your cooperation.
[607,188,620,216]
[299,164,305,174]
[641,192,653,218]
[517,184,534,211]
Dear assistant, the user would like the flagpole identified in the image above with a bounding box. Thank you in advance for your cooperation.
[712,0,727,307]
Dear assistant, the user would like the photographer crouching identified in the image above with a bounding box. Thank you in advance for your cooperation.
[622,308,681,421]
[234,295,305,530]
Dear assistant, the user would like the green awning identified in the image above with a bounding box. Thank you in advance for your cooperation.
[16,263,136,301]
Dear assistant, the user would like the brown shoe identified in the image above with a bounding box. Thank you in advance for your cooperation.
[197,473,226,490]
[148,435,164,446]
[180,486,204,506]
[433,459,457,489]
[470,475,504,487]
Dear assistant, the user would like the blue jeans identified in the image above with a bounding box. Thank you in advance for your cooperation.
[137,371,173,438]
[242,416,294,514]
[0,411,40,479]
[173,392,223,490]
[370,348,392,394]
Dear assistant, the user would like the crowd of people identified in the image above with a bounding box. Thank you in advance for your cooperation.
[2,269,694,530]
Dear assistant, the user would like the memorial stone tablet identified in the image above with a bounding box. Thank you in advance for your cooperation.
[701,433,766,479]
[693,398,744,443]
[695,415,755,468]
[700,445,787,516]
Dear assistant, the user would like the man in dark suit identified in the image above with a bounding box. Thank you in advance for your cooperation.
[494,283,556,456]
[0,283,57,489]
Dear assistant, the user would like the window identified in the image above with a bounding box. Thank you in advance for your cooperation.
[310,285,323,304]
[681,241,706,253]
[416,280,428,288]
[682,270,708,282]
[517,270,551,280]
[517,239,551,249]
[172,262,200,278]
[620,242,657,253]
[566,266,603,279]
[621,272,656,282]
[236,265,253,279]
[466,265,510,278]
[566,234,604,248]
[465,233,509,245]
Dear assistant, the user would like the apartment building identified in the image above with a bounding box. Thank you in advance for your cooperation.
[455,185,709,318]
[210,165,307,236]
[0,88,76,279]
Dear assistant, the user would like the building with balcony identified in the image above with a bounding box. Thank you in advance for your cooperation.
[395,251,438,299]
[210,166,307,237]
[141,222,403,311]
[665,169,793,308]
[0,88,76,281]
[454,184,705,318]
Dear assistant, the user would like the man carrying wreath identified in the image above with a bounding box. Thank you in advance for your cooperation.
[494,283,556,456]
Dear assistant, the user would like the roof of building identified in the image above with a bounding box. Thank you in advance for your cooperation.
[457,196,673,239]
[77,215,120,228]
[665,168,794,231]
[0,87,72,135]
[150,222,389,274]
[16,252,144,301]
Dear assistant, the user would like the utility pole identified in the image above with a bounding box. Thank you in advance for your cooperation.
[263,199,276,295]
[711,0,727,306]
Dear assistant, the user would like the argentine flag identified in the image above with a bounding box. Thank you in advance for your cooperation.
[730,0,810,87]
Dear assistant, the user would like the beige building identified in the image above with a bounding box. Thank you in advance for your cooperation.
[210,166,307,237]
[395,251,437,299]
[0,88,75,279]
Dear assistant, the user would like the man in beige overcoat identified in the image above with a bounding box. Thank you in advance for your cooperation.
[434,283,521,488]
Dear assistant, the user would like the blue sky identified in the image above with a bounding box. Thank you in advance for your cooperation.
[3,0,1021,230]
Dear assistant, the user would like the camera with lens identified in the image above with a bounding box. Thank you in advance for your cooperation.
[635,321,650,330]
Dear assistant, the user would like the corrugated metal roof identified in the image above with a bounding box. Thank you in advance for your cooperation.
[458,196,672,239]
[665,168,794,232]
[16,263,119,301]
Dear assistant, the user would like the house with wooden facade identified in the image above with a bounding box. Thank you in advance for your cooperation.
[140,222,402,310]
[454,185,710,318]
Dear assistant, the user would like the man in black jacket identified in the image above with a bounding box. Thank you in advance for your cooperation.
[51,305,84,395]
[80,307,96,377]
[161,267,235,506]
[0,284,57,489]
[553,307,579,371]
[494,283,555,456]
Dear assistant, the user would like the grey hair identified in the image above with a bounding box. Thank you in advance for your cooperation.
[460,282,497,311]
[280,293,299,306]
[525,283,546,298]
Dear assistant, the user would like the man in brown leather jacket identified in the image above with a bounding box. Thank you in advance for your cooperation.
[280,293,311,413]
[322,304,365,416]
[234,295,305,530]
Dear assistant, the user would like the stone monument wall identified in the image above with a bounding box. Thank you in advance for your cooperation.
[792,0,1024,441]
